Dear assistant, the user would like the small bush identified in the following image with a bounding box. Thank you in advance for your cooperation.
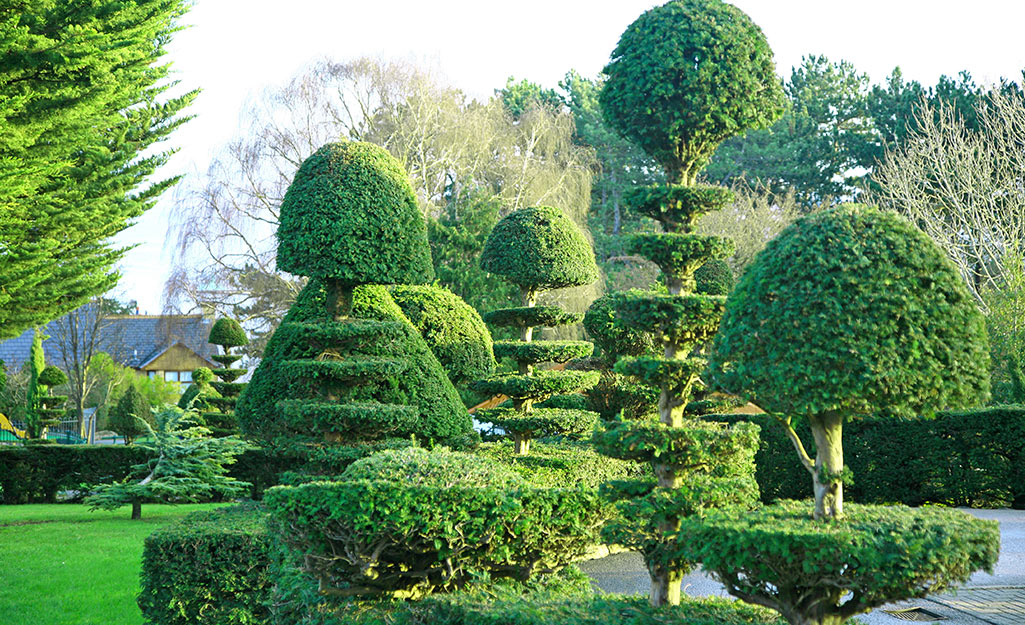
[139,503,273,625]
[478,441,647,489]
[340,447,525,488]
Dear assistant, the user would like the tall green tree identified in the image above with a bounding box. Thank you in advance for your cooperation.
[0,0,196,339]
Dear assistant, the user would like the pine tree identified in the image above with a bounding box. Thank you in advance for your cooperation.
[0,1,197,339]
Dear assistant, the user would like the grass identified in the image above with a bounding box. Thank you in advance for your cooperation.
[0,503,230,625]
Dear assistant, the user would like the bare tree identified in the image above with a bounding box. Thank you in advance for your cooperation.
[872,91,1025,307]
[166,57,596,349]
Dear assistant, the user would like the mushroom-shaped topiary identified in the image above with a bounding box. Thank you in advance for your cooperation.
[474,206,601,455]
[600,0,785,185]
[209,318,248,349]
[203,318,250,437]
[276,141,434,319]
[38,365,67,388]
[688,204,997,625]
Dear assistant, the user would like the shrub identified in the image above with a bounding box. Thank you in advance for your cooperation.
[206,318,250,437]
[389,285,495,386]
[209,317,249,348]
[109,384,149,444]
[677,501,999,625]
[477,441,646,489]
[139,503,273,625]
[694,259,734,296]
[276,141,433,288]
[340,447,525,489]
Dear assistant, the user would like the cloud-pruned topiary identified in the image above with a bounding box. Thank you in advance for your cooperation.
[276,142,433,295]
[708,204,990,518]
[340,446,525,489]
[389,285,495,386]
[480,205,599,297]
[695,259,734,296]
[208,318,248,348]
[202,318,250,437]
[600,0,785,185]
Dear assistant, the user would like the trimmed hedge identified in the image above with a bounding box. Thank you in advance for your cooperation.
[390,285,496,386]
[0,445,297,503]
[707,406,1025,508]
[478,441,647,489]
[340,447,525,489]
[139,503,273,625]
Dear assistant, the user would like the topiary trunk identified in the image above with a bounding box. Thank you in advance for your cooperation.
[809,413,844,520]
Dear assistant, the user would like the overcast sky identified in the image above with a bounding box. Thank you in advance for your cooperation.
[112,0,1025,313]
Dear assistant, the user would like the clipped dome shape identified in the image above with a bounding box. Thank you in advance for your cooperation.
[480,205,599,291]
[695,259,734,296]
[276,141,434,285]
[208,317,248,348]
[38,365,67,387]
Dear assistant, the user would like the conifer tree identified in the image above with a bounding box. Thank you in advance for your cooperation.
[593,0,784,606]
[472,206,601,455]
[203,318,249,437]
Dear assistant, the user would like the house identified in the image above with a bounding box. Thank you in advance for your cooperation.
[0,311,216,384]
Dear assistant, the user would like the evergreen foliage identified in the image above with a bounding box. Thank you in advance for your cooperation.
[390,285,496,386]
[0,0,197,339]
[84,407,250,519]
[694,259,734,296]
[24,328,50,438]
[208,317,248,348]
[203,318,249,437]
[599,0,785,184]
[109,384,150,445]
[473,205,601,455]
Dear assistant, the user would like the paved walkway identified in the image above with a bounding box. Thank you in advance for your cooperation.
[579,508,1025,625]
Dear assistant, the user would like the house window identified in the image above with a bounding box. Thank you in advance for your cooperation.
[181,370,192,383]
[164,371,179,382]
[148,371,157,380]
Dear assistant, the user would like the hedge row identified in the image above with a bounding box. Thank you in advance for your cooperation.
[707,405,1025,508]
[0,445,297,504]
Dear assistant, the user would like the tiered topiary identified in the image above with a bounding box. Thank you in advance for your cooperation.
[235,142,470,473]
[472,205,601,455]
[202,318,249,437]
[683,205,1000,625]
[592,0,785,607]
[36,365,68,433]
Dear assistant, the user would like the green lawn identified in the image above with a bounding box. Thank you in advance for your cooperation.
[0,503,230,625]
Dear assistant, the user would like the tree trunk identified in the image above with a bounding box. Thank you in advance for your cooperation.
[131,499,142,520]
[809,412,844,520]
[513,434,530,456]
[649,563,683,607]
[325,281,354,321]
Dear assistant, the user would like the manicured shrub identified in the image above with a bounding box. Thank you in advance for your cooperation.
[694,259,734,296]
[340,446,525,489]
[109,384,150,444]
[477,441,646,489]
[264,479,611,599]
[205,317,250,437]
[139,503,273,625]
[600,0,785,185]
[474,205,601,455]
[677,502,999,625]
[276,142,433,290]
[390,285,495,386]
[209,317,249,348]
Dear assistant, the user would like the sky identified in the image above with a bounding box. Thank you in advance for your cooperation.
[112,0,1025,313]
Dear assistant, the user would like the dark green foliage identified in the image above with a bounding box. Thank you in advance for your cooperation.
[583,293,658,362]
[340,446,525,488]
[493,340,593,365]
[709,204,990,418]
[585,370,659,421]
[676,501,1000,623]
[236,280,470,459]
[0,0,197,340]
[484,306,582,328]
[625,185,735,232]
[278,400,419,441]
[264,480,612,598]
[694,259,734,296]
[390,285,495,385]
[593,420,760,467]
[615,292,726,352]
[471,371,600,402]
[109,384,149,444]
[707,408,1025,509]
[37,365,66,387]
[139,503,272,625]
[209,318,249,348]
[600,0,785,183]
[478,441,646,489]
[276,142,432,285]
[630,234,734,282]
[479,407,598,439]
[279,357,406,383]
[480,205,599,292]
[0,445,296,503]
[615,357,705,395]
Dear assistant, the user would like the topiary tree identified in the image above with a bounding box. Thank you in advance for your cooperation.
[237,141,470,474]
[110,384,150,444]
[177,367,217,411]
[24,328,48,439]
[204,318,249,437]
[389,285,495,387]
[694,259,734,296]
[35,365,68,433]
[591,0,781,607]
[472,205,601,455]
[600,0,784,186]
[683,204,1000,625]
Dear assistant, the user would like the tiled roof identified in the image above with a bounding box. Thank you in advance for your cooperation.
[0,310,214,373]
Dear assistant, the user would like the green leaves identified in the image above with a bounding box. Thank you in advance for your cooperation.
[493,340,594,366]
[625,185,735,233]
[478,407,599,438]
[471,371,600,402]
[485,306,583,329]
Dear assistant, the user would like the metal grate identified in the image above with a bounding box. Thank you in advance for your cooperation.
[883,607,948,621]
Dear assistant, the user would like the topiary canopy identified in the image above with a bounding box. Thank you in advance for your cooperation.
[600,0,785,184]
[695,259,734,296]
[480,205,599,292]
[38,365,67,388]
[209,318,248,348]
[709,204,990,419]
[276,141,434,285]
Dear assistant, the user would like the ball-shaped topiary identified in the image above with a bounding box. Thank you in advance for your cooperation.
[600,0,785,184]
[709,204,990,518]
[694,259,734,296]
[389,285,495,386]
[208,318,248,348]
[276,141,433,288]
[480,205,599,297]
[38,365,67,388]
